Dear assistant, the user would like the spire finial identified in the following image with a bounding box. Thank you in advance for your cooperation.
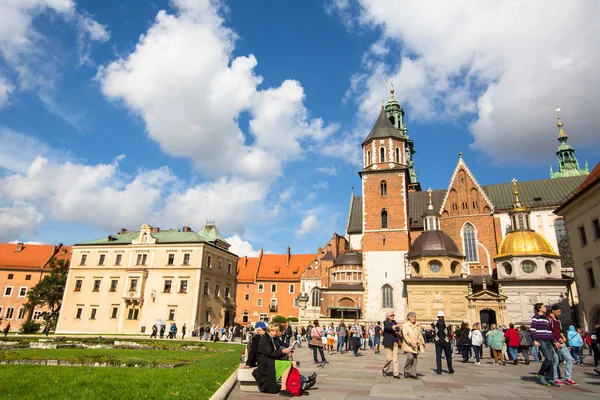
[390,82,395,97]
[427,187,433,210]
[555,105,564,128]
[458,152,463,159]
[511,178,521,207]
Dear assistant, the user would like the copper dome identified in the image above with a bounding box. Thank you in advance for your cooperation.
[333,251,362,266]
[408,231,464,258]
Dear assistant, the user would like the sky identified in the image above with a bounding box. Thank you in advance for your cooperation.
[1,0,599,256]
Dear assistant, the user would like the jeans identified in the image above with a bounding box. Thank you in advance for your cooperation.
[553,345,573,380]
[459,344,470,361]
[571,346,584,364]
[508,346,519,361]
[537,340,554,378]
[472,345,482,362]
[337,336,346,353]
[312,345,326,363]
[352,337,361,356]
[520,346,530,362]
[435,342,454,373]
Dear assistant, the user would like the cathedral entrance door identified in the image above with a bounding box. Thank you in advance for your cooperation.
[224,311,231,327]
[479,309,496,327]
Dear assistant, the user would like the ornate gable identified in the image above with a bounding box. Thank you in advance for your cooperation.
[466,289,507,301]
[439,155,495,217]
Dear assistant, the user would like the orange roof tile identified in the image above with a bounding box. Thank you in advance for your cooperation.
[0,243,62,270]
[237,253,316,282]
[237,257,259,283]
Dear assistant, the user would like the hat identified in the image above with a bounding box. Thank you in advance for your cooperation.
[437,311,445,317]
[255,321,267,330]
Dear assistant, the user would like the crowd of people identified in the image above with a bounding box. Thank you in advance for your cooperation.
[239,305,600,396]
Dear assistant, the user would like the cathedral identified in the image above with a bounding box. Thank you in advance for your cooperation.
[298,88,588,327]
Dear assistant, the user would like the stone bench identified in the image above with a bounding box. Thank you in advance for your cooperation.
[237,367,259,393]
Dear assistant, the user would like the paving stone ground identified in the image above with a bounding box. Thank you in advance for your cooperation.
[227,345,600,400]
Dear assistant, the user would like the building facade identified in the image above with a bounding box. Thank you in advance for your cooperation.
[0,243,71,332]
[236,248,313,325]
[555,162,600,329]
[56,223,237,335]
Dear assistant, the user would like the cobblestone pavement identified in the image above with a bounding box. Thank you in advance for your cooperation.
[228,345,600,400]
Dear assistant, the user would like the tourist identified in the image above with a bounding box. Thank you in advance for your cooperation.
[150,324,158,339]
[361,325,368,350]
[284,322,293,347]
[402,311,425,379]
[548,305,577,386]
[326,323,335,355]
[447,325,454,357]
[504,323,520,364]
[469,322,483,365]
[350,319,362,357]
[374,321,382,354]
[306,321,313,347]
[487,324,505,365]
[381,311,401,378]
[199,325,205,340]
[519,325,533,365]
[3,322,11,337]
[296,326,303,348]
[368,324,375,350]
[455,322,471,363]
[241,321,267,369]
[160,324,166,339]
[309,320,327,366]
[433,311,454,374]
[530,303,555,386]
[252,323,295,396]
[335,319,347,354]
[181,323,187,340]
[567,325,584,365]
[592,324,600,367]
[170,323,178,339]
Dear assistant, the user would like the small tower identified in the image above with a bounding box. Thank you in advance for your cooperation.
[550,107,589,179]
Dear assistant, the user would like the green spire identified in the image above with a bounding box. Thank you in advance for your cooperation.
[550,106,589,179]
[384,84,407,137]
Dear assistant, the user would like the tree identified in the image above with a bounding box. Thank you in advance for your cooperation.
[24,258,69,329]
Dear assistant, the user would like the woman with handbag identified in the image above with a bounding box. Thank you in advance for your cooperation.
[518,325,533,365]
[309,320,327,366]
[381,311,402,378]
[455,322,471,363]
[487,324,506,365]
[402,311,425,379]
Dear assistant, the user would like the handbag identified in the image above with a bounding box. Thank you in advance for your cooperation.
[519,331,528,347]
[309,328,323,347]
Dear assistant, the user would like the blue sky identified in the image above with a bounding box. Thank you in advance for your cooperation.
[1,0,599,256]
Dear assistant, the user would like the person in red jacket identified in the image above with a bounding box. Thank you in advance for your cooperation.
[504,323,521,364]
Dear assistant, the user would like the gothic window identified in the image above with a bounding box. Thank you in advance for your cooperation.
[380,180,387,196]
[367,150,372,166]
[380,147,385,162]
[395,147,400,163]
[381,209,388,229]
[382,285,393,308]
[462,223,478,262]
[310,288,321,307]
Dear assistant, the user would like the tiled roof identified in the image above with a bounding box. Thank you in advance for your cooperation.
[362,107,405,145]
[349,176,587,232]
[556,161,600,212]
[325,283,364,291]
[0,243,68,270]
[76,230,205,245]
[237,253,315,282]
[346,195,363,234]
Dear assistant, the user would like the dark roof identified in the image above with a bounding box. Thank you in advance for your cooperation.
[408,190,445,229]
[324,283,364,291]
[334,251,362,266]
[483,175,587,210]
[403,277,472,283]
[320,251,335,261]
[346,195,363,234]
[408,230,464,258]
[362,107,405,145]
[471,275,493,286]
[555,161,600,213]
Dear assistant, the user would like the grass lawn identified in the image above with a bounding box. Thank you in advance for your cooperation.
[0,343,243,400]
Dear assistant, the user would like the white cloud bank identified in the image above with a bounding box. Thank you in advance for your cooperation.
[332,0,600,164]
[296,214,319,238]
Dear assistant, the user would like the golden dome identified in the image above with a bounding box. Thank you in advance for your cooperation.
[497,230,558,258]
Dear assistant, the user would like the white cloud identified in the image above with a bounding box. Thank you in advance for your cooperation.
[336,1,600,163]
[0,201,43,242]
[0,78,14,107]
[316,166,338,176]
[296,214,319,238]
[313,180,328,190]
[226,235,263,257]
[77,14,111,66]
[0,128,70,173]
[97,0,335,181]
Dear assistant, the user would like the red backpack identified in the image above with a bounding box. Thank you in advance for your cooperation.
[286,367,302,396]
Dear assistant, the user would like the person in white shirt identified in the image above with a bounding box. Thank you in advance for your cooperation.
[469,322,484,365]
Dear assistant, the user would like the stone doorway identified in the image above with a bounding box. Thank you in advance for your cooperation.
[224,311,231,327]
[479,309,497,327]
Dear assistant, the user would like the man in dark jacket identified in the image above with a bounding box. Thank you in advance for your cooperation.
[252,323,293,395]
[381,311,401,378]
[284,323,293,347]
[434,311,454,375]
[455,322,471,362]
[241,322,267,368]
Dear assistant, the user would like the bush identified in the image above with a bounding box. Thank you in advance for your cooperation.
[288,317,298,322]
[20,321,41,334]
[271,315,288,323]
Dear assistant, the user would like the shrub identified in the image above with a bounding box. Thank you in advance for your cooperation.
[271,315,288,323]
[288,317,298,322]
[20,321,42,334]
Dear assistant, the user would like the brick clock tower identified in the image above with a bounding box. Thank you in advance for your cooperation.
[360,88,420,320]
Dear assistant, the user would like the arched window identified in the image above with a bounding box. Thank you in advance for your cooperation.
[367,150,371,166]
[381,209,388,229]
[380,147,385,162]
[462,223,478,262]
[395,147,400,163]
[382,285,393,308]
[380,180,387,196]
[518,214,524,230]
[310,288,321,307]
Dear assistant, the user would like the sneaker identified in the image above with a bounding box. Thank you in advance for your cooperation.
[536,374,548,386]
[279,389,293,397]
[553,380,565,386]
[562,379,578,386]
[547,380,559,387]
[475,361,480,365]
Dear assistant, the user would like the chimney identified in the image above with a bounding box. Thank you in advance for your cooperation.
[182,226,192,232]
[151,226,160,233]
[243,256,248,269]
[286,246,291,267]
[258,248,263,266]
[119,228,127,234]
[15,243,24,252]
